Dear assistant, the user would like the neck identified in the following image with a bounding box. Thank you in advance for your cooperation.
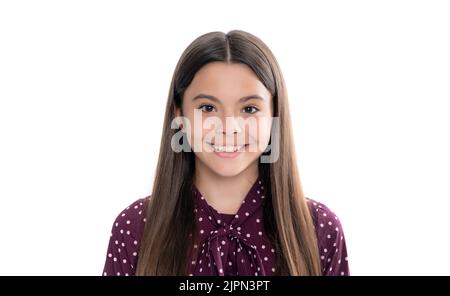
[194,159,259,215]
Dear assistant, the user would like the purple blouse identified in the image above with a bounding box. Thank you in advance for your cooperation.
[102,177,350,276]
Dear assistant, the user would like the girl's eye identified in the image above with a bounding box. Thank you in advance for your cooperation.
[242,106,259,114]
[199,104,216,113]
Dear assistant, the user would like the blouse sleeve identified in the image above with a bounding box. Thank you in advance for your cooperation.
[307,198,350,276]
[102,198,147,276]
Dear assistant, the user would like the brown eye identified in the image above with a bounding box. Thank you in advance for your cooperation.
[199,104,216,112]
[242,106,259,114]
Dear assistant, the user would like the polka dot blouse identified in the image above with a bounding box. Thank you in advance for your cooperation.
[102,177,350,276]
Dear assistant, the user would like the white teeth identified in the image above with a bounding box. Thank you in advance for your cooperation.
[211,145,245,152]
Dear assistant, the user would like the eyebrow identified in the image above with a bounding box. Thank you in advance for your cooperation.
[191,93,265,103]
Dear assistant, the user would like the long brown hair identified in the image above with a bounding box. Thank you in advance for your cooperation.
[136,30,321,275]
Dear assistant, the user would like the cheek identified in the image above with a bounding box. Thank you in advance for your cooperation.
[248,117,273,151]
[186,118,216,152]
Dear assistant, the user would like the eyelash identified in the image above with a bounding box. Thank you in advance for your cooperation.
[197,104,259,114]
[198,104,217,113]
[242,106,259,114]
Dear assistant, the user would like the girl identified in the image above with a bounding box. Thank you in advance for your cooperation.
[102,30,350,276]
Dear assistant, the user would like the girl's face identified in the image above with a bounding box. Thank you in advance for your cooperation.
[178,62,273,177]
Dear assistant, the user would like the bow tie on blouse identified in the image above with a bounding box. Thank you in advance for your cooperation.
[189,178,276,276]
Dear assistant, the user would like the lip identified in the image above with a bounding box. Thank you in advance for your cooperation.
[207,143,248,159]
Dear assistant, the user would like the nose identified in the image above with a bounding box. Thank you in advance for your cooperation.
[220,116,242,135]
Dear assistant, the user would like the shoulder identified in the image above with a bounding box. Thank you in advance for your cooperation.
[110,196,150,240]
[305,197,350,275]
[103,196,150,276]
[305,197,342,230]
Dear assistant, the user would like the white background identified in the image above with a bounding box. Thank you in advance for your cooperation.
[0,0,449,275]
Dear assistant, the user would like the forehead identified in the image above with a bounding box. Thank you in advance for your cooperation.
[184,62,271,101]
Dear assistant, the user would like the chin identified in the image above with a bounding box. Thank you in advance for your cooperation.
[207,161,247,178]
[201,153,258,178]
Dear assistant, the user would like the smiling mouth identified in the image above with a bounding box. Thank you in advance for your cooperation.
[207,143,249,153]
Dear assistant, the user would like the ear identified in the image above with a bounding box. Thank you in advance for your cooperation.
[175,107,183,129]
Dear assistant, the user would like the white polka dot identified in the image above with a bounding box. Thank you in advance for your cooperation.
[323,213,327,217]
[252,199,256,203]
[108,253,112,258]
[341,272,344,275]
[327,234,331,239]
[320,223,324,228]
[115,240,118,245]
[235,214,239,218]
[328,221,332,225]
[199,268,203,272]
[133,252,137,257]
[228,262,232,266]
[272,268,276,272]
[126,230,130,235]
[217,219,221,224]
[246,233,251,238]
[327,258,331,262]
[189,273,193,276]
[194,244,198,249]
[345,257,348,261]
[121,213,125,217]
[245,212,249,216]
[219,268,223,273]
[121,242,125,247]
[264,257,268,261]
[261,245,266,249]
[256,219,260,223]
[324,248,328,253]
[133,240,138,245]
[125,273,129,276]
[113,257,117,262]
[221,240,226,245]
[271,248,275,253]
[115,222,118,227]
[198,217,203,222]
[191,261,196,265]
[103,272,107,276]
[117,272,120,276]
[200,229,204,234]
[126,220,131,224]
[321,255,325,260]
[338,259,341,264]
[335,227,339,231]
[123,259,127,263]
